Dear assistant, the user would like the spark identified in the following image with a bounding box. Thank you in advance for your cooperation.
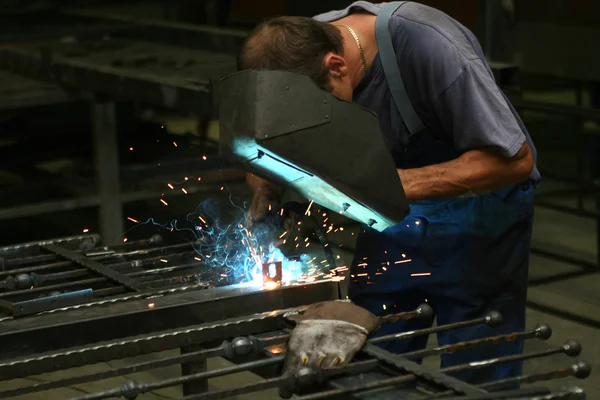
[148,303,155,309]
[182,188,188,194]
[129,147,134,151]
[198,177,202,181]
[304,237,309,242]
[357,263,368,267]
[194,257,202,262]
[220,274,227,277]
[173,141,178,147]
[357,273,368,277]
[161,125,164,128]
[383,304,387,310]
[127,217,140,223]
[324,217,329,223]
[410,272,431,277]
[394,259,412,264]
[123,238,128,243]
[279,231,288,239]
[305,242,310,247]
[415,220,421,225]
[280,209,284,216]
[185,177,189,181]
[160,199,168,206]
[220,186,224,191]
[160,259,168,263]
[382,266,387,271]
[402,253,406,258]
[82,228,89,233]
[199,216,207,224]
[202,155,207,160]
[336,255,340,259]
[304,200,314,215]
[339,227,344,231]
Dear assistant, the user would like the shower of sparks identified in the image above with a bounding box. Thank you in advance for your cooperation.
[125,192,345,289]
[394,259,412,264]
[410,272,431,277]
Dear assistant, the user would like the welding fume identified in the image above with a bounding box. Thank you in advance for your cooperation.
[219,1,539,385]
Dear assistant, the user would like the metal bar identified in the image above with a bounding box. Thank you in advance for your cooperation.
[42,243,148,291]
[295,375,414,400]
[0,334,289,398]
[432,387,551,400]
[363,343,485,395]
[0,235,99,254]
[0,196,100,220]
[0,308,293,379]
[0,282,339,360]
[401,324,551,361]
[371,312,501,345]
[185,376,288,400]
[0,47,213,115]
[0,277,105,298]
[12,289,93,317]
[73,357,285,400]
[91,100,124,246]
[62,9,247,55]
[478,361,591,392]
[0,262,71,279]
[441,340,581,376]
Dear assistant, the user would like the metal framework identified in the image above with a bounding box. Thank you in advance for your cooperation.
[0,234,340,361]
[0,303,590,399]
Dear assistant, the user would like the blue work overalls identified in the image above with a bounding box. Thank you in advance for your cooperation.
[349,2,537,384]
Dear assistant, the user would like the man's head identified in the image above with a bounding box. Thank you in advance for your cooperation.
[238,16,354,101]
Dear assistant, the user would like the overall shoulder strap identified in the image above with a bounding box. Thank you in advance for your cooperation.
[375,1,425,136]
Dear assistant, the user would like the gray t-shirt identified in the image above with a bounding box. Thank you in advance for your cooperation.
[314,1,540,181]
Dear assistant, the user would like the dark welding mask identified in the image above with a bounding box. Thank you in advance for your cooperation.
[217,69,409,232]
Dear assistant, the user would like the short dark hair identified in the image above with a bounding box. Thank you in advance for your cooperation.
[237,16,344,91]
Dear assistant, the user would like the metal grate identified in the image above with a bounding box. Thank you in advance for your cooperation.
[0,303,590,399]
[0,234,242,318]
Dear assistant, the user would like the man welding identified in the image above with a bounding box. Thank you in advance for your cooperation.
[239,1,539,383]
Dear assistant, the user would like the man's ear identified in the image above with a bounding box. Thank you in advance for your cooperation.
[323,53,348,78]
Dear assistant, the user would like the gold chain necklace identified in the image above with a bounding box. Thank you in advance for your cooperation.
[335,24,368,74]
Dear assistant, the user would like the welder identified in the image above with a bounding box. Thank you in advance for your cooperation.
[239,1,539,383]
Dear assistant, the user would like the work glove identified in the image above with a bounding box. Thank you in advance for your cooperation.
[283,301,381,373]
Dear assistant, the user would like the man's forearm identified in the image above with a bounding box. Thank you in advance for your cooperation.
[398,143,534,202]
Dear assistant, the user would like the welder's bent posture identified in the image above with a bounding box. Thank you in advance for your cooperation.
[241,2,539,383]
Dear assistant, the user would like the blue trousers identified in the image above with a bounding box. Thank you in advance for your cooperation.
[349,182,535,384]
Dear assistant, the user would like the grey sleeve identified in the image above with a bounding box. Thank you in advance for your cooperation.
[432,59,526,157]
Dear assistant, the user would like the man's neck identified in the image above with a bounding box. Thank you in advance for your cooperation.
[334,14,378,89]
